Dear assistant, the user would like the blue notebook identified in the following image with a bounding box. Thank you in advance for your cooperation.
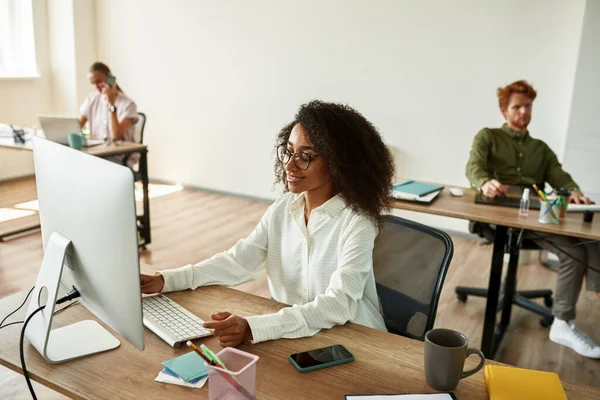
[162,367,205,384]
[162,351,209,383]
[392,181,444,197]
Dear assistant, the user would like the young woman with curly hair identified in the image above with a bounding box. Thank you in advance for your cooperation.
[140,100,395,347]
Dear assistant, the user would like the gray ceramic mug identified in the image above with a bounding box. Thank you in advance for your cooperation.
[424,329,485,391]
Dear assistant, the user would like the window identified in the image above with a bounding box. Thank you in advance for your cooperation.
[0,0,37,77]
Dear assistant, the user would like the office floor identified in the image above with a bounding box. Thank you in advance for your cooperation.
[0,177,598,398]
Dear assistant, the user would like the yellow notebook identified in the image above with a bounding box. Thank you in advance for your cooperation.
[485,365,567,400]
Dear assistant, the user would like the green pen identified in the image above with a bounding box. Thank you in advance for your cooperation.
[200,344,226,369]
[561,196,568,208]
[199,345,217,365]
[200,344,243,384]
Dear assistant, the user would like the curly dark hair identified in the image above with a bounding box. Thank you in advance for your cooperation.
[274,100,395,223]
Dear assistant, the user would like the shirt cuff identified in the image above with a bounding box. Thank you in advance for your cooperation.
[470,176,490,191]
[159,264,194,293]
[245,313,283,343]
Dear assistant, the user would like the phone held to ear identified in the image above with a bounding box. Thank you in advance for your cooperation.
[106,74,117,87]
[289,344,355,372]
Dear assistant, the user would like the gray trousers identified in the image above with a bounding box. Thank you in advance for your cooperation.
[528,232,600,321]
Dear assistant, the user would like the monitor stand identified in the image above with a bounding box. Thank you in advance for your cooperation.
[24,231,120,364]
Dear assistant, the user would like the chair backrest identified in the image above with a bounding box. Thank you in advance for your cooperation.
[133,112,146,144]
[373,215,454,341]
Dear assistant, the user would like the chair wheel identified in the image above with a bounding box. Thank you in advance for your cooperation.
[540,316,554,328]
[544,296,553,308]
[456,293,468,302]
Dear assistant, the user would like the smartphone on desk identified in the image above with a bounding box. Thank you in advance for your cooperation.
[289,344,354,372]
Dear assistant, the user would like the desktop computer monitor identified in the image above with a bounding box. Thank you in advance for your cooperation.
[25,136,144,363]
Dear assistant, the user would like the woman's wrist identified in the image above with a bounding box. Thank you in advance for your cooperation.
[243,318,254,341]
[155,273,165,292]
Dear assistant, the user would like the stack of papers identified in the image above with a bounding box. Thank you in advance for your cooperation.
[155,351,209,389]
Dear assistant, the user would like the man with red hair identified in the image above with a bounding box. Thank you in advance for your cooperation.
[466,80,600,358]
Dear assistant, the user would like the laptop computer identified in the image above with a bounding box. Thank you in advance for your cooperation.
[38,115,104,146]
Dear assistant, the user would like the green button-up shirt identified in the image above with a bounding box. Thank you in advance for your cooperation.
[466,123,579,191]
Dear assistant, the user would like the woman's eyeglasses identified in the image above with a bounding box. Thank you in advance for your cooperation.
[277,145,321,170]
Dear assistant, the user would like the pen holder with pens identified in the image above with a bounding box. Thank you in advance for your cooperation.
[538,201,561,224]
[207,347,259,400]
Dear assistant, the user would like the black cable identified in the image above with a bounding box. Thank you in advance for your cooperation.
[20,305,45,400]
[528,230,600,274]
[0,301,79,332]
[17,287,81,400]
[53,300,79,315]
[0,320,24,330]
[0,286,35,328]
[1,286,81,330]
[572,239,600,247]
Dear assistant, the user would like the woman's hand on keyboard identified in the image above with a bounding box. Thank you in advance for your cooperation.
[140,273,165,294]
[203,312,253,347]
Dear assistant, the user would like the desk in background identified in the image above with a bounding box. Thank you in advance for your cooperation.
[392,185,600,359]
[0,138,151,247]
[1,283,598,399]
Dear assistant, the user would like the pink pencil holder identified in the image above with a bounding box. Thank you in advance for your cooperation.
[207,347,259,400]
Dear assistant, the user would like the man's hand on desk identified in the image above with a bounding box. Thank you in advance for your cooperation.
[140,273,165,294]
[569,190,594,205]
[481,179,509,198]
[202,312,254,348]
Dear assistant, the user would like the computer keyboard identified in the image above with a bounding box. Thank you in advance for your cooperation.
[566,204,600,213]
[142,295,212,348]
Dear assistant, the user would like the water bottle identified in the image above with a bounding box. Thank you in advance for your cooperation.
[519,188,530,217]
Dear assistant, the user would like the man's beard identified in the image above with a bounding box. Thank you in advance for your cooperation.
[512,117,530,129]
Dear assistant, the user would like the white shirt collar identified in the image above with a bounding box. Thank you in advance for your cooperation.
[289,192,347,218]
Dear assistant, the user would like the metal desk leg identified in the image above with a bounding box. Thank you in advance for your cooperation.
[139,150,151,246]
[481,225,507,359]
[493,231,520,356]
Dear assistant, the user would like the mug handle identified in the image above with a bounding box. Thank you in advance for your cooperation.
[461,348,485,379]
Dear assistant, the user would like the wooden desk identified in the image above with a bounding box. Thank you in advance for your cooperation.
[1,287,598,399]
[0,138,151,247]
[0,137,34,151]
[392,186,600,358]
[392,187,600,240]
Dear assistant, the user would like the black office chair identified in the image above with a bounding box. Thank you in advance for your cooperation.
[122,112,147,247]
[122,112,146,171]
[455,222,554,327]
[373,215,454,341]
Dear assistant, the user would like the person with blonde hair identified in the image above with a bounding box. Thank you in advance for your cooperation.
[79,62,138,143]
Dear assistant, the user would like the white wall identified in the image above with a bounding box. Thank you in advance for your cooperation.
[0,0,97,181]
[0,0,51,180]
[95,0,586,232]
[47,0,77,115]
[72,0,97,107]
[563,0,600,200]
